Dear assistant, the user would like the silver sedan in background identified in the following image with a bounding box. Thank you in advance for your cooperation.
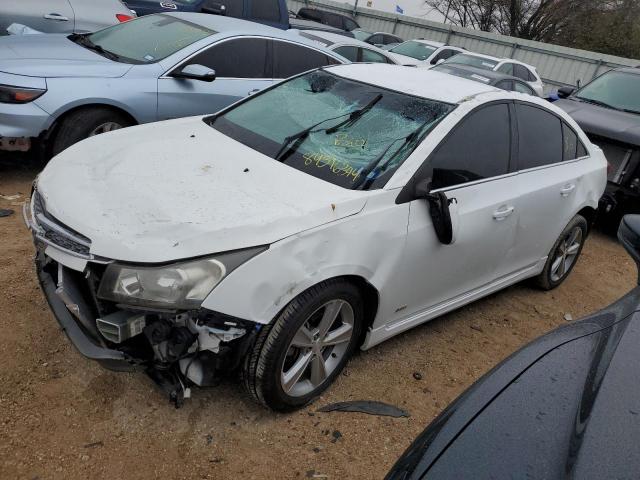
[0,0,134,35]
[0,13,348,158]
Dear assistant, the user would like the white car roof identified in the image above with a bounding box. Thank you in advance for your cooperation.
[326,64,499,103]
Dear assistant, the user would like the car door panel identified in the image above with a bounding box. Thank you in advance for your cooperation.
[157,37,273,120]
[386,102,518,325]
[8,0,75,33]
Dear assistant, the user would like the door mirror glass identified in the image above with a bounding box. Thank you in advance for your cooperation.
[173,64,216,82]
[557,86,575,98]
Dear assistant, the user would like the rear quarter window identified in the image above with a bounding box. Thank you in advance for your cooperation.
[516,103,563,169]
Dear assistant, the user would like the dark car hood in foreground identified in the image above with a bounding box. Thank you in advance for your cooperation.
[387,287,640,480]
[556,98,640,147]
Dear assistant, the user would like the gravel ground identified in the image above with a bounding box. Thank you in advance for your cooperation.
[0,153,636,480]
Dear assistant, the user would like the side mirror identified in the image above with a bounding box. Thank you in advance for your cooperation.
[201,1,226,15]
[415,180,458,245]
[618,215,640,283]
[172,64,216,82]
[557,86,576,99]
[436,58,445,65]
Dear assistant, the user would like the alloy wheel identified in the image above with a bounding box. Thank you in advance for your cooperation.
[89,122,123,136]
[550,226,583,282]
[280,299,355,397]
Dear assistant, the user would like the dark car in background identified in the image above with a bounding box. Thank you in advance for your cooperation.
[352,29,403,47]
[386,214,640,480]
[125,0,290,28]
[296,7,359,31]
[432,64,538,96]
[555,68,640,230]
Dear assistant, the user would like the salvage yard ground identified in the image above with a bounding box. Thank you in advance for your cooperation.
[0,153,635,480]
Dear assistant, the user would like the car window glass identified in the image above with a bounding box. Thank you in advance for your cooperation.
[513,64,531,81]
[516,103,563,169]
[431,48,454,65]
[325,13,343,29]
[361,48,388,63]
[444,53,498,70]
[562,122,578,160]
[85,14,214,64]
[344,18,358,30]
[497,63,514,75]
[189,38,269,78]
[251,0,280,22]
[333,45,359,62]
[383,35,399,44]
[495,80,513,91]
[273,41,339,78]
[389,41,437,61]
[368,34,383,44]
[212,70,454,190]
[577,141,588,157]
[298,8,322,21]
[514,81,534,95]
[430,104,511,190]
[575,70,640,113]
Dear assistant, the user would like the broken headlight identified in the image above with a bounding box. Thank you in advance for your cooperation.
[97,247,266,309]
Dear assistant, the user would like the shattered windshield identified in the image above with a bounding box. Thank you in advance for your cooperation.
[208,70,454,190]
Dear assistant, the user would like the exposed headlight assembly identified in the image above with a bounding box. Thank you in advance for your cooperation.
[97,247,266,309]
[0,84,46,104]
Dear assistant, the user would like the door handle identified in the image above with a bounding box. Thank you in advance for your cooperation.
[247,89,260,96]
[44,13,69,21]
[560,184,576,197]
[493,205,515,221]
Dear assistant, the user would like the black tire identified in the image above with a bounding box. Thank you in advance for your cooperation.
[533,214,588,290]
[241,279,363,412]
[50,108,132,157]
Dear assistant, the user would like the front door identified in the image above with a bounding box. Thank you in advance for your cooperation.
[157,37,273,120]
[384,103,519,330]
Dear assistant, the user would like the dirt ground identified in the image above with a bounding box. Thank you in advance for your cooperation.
[0,153,636,480]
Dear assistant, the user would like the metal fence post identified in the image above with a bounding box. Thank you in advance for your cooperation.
[510,43,518,58]
[445,26,453,44]
[591,59,605,80]
[392,16,399,34]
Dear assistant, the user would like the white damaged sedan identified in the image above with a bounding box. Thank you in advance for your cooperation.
[27,64,606,410]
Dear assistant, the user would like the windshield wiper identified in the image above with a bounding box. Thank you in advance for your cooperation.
[274,94,383,162]
[325,93,383,134]
[352,120,433,190]
[71,33,120,62]
[575,96,619,111]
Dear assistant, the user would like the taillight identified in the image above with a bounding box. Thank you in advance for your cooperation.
[116,14,133,22]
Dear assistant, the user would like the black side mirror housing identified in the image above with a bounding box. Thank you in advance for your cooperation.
[202,1,226,15]
[414,180,455,245]
[172,64,216,82]
[557,86,576,99]
[618,215,640,283]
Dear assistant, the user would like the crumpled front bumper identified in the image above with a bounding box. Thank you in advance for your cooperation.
[35,255,137,372]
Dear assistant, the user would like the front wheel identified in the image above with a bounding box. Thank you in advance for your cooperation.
[533,214,588,290]
[242,280,363,411]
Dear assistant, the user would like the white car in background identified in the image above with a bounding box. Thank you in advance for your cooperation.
[0,0,134,35]
[385,39,465,66]
[441,51,545,96]
[27,64,605,411]
[295,29,398,64]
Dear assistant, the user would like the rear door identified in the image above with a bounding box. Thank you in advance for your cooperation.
[393,102,520,320]
[157,37,272,119]
[6,0,75,33]
[511,102,588,270]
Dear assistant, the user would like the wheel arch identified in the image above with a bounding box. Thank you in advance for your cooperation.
[577,205,597,232]
[42,102,139,145]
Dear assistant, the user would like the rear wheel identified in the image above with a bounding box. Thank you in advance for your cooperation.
[50,108,132,157]
[533,214,588,290]
[242,280,363,411]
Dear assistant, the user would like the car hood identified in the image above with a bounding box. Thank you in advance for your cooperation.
[0,34,132,78]
[387,287,640,480]
[36,116,369,263]
[555,98,640,147]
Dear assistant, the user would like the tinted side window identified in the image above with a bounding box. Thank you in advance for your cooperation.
[431,48,457,65]
[298,8,322,22]
[430,104,511,190]
[190,38,269,78]
[514,81,535,95]
[516,104,563,169]
[361,48,388,63]
[368,34,383,45]
[251,0,281,22]
[325,13,343,29]
[495,80,514,91]
[562,122,579,161]
[273,41,338,78]
[333,45,358,62]
[513,64,532,82]
[344,18,359,31]
[497,63,513,75]
[383,34,400,44]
